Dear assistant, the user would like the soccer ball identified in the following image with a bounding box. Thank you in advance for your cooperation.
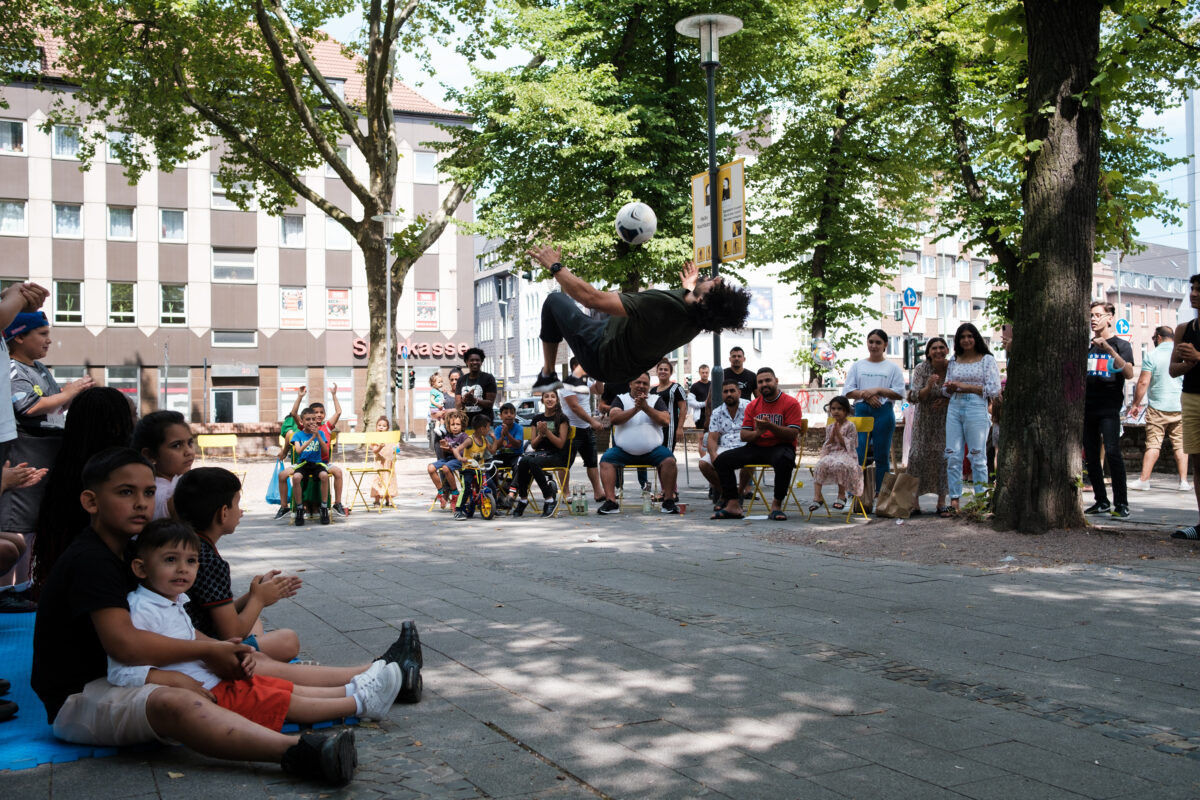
[615,202,657,246]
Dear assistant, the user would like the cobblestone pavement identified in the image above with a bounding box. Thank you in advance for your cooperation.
[5,458,1199,798]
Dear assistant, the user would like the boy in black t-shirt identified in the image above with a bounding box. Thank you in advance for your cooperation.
[32,447,358,784]
[1084,302,1136,518]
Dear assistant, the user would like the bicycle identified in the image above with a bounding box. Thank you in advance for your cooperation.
[456,465,496,520]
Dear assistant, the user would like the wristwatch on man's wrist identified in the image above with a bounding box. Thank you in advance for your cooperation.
[549,261,564,274]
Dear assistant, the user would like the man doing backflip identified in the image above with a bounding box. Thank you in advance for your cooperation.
[526,244,751,392]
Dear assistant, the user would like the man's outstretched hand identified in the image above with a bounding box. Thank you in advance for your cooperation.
[679,261,699,293]
[528,244,562,271]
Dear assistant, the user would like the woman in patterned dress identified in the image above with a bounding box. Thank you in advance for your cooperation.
[943,323,1003,515]
[905,337,950,515]
[811,395,864,511]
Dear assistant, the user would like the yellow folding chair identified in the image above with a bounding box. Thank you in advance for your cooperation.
[528,427,575,517]
[743,419,809,515]
[196,433,248,485]
[808,416,873,522]
[340,430,402,513]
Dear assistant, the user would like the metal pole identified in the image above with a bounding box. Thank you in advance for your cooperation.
[705,59,724,397]
[161,343,168,410]
[403,350,410,441]
[386,258,393,426]
[1188,85,1197,281]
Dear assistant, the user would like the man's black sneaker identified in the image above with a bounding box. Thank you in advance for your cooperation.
[597,499,620,515]
[511,498,528,517]
[379,620,423,704]
[320,506,331,525]
[332,502,349,517]
[274,506,291,520]
[531,370,563,393]
[281,728,357,785]
[0,591,36,613]
[294,508,305,527]
[661,499,679,514]
[540,498,558,518]
[1084,502,1112,515]
[1111,504,1130,518]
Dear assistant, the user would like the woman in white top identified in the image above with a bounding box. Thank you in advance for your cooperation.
[844,329,907,495]
[942,322,1002,515]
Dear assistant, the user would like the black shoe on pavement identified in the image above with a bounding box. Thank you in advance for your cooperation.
[0,699,17,722]
[332,502,349,517]
[274,506,291,520]
[661,499,679,514]
[281,728,357,785]
[540,498,558,517]
[511,499,528,517]
[1084,501,1112,514]
[597,499,620,515]
[379,621,424,704]
[531,370,563,393]
[1111,504,1130,518]
[0,591,36,613]
[320,506,331,525]
[295,508,305,527]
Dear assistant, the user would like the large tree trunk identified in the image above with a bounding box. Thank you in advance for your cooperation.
[361,229,397,427]
[992,0,1101,532]
[808,101,849,384]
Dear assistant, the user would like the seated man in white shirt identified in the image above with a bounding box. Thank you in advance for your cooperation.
[595,372,679,515]
[699,379,752,506]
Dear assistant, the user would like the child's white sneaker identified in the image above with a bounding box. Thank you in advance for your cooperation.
[356,662,402,720]
[1180,481,1194,492]
[350,660,385,695]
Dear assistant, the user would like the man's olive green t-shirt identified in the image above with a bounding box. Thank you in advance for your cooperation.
[598,289,700,383]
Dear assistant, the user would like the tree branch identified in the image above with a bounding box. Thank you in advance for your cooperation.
[172,63,355,228]
[1145,20,1200,55]
[385,0,421,48]
[252,0,373,205]
[612,5,644,83]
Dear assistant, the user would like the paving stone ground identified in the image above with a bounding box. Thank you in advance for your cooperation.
[4,458,1199,799]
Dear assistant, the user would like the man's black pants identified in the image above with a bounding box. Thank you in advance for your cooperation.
[1083,410,1127,507]
[714,444,794,504]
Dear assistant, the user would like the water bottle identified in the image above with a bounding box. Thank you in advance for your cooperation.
[641,487,653,515]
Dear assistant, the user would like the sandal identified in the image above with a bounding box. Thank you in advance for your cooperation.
[1172,525,1200,540]
[831,499,846,511]
[808,499,827,513]
[710,508,744,520]
[769,510,787,521]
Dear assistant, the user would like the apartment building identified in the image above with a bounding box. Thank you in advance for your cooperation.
[0,39,474,427]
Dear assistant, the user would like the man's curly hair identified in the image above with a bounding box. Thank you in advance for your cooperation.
[688,281,751,335]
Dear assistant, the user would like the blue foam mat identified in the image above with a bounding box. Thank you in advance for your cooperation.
[0,612,118,771]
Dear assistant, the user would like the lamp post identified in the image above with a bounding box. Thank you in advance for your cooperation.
[497,299,508,400]
[370,213,404,427]
[675,13,742,401]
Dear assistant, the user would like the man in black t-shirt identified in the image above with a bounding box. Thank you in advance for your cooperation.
[1083,302,1136,518]
[688,365,711,457]
[526,243,751,392]
[455,348,498,423]
[726,347,756,400]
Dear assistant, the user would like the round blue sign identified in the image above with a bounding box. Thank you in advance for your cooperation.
[1115,318,1130,335]
[903,288,918,307]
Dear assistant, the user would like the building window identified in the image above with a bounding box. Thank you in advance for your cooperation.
[920,255,935,276]
[106,130,129,163]
[108,206,135,240]
[0,200,26,235]
[1124,302,1132,323]
[0,120,24,155]
[325,216,351,250]
[50,365,86,386]
[158,366,190,416]
[108,282,136,325]
[886,336,901,357]
[280,287,306,328]
[278,367,306,416]
[325,145,350,177]
[325,78,345,100]
[212,248,256,282]
[53,203,82,238]
[161,284,186,326]
[52,125,81,159]
[212,329,257,348]
[1155,306,1162,326]
[413,151,437,184]
[900,251,919,274]
[280,215,305,248]
[957,298,972,319]
[212,388,257,423]
[160,209,186,242]
[1139,304,1147,325]
[211,175,254,210]
[325,367,354,423]
[54,281,82,324]
[480,318,494,341]
[106,366,140,409]
[955,258,969,282]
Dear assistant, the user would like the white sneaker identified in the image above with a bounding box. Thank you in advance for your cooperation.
[1180,481,1194,492]
[1129,478,1152,491]
[356,662,402,720]
[350,660,385,695]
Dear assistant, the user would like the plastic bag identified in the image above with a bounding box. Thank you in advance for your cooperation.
[266,459,283,505]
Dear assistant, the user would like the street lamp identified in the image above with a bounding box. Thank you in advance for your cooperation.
[675,13,742,409]
[370,213,404,428]
[497,299,508,401]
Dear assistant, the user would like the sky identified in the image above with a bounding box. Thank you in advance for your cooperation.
[325,12,1197,260]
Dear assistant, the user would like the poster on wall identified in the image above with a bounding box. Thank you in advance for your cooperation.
[280,287,306,329]
[326,289,351,330]
[415,291,438,331]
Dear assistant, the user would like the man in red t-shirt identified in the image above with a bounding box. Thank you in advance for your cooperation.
[712,367,804,520]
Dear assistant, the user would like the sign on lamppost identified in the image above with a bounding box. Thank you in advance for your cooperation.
[902,287,919,333]
[1114,318,1132,341]
[691,159,746,267]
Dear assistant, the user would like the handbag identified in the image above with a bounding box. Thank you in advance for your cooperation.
[265,459,283,505]
[875,472,919,519]
[860,464,876,510]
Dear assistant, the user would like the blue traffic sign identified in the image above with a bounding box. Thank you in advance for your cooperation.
[1115,318,1130,335]
[902,288,918,307]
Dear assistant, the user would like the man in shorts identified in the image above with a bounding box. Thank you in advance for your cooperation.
[595,373,680,515]
[1129,325,1189,492]
[1171,275,1200,539]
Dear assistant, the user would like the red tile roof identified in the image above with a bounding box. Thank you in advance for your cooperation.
[36,29,462,118]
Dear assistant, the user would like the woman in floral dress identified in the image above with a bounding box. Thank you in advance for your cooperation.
[905,337,950,515]
[811,395,864,511]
